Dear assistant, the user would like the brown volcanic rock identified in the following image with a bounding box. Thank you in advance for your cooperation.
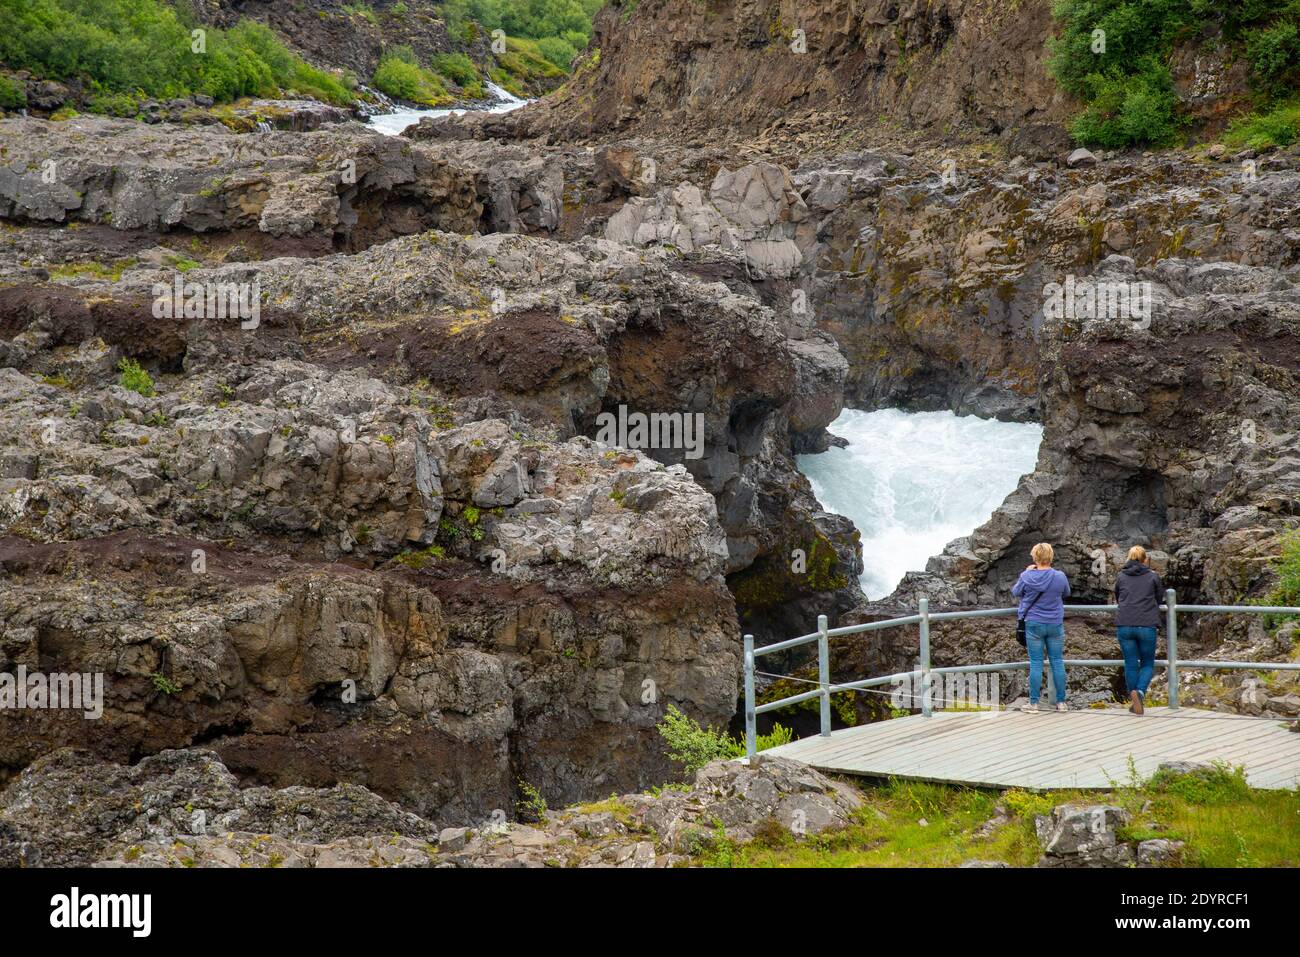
[0,115,481,253]
[500,0,1073,145]
[0,222,862,818]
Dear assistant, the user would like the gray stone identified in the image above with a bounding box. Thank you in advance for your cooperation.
[1067,148,1098,167]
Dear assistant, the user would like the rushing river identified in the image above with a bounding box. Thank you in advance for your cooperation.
[796,409,1043,600]
[366,81,528,135]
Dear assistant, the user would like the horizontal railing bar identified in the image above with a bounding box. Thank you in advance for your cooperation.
[761,660,1298,713]
[752,603,1300,657]
[927,607,1017,621]
[753,632,822,656]
[754,688,824,714]
[1176,605,1300,615]
[825,614,923,637]
[829,670,921,694]
[1176,660,1300,671]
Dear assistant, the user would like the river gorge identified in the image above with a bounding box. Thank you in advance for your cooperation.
[0,0,1298,873]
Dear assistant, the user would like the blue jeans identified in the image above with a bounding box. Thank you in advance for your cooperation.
[1117,625,1157,697]
[1026,621,1066,704]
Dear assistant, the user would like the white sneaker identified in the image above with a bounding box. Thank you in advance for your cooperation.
[1019,702,1038,713]
[1055,702,1068,712]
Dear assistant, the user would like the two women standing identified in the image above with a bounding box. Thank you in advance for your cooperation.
[1011,541,1163,715]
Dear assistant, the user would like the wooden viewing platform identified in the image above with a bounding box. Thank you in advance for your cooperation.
[760,706,1300,791]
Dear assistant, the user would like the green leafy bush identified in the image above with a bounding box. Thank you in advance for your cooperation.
[536,35,578,70]
[656,704,792,775]
[86,91,145,117]
[516,779,548,823]
[1069,63,1179,147]
[372,46,451,105]
[0,0,351,106]
[431,51,485,98]
[0,74,26,110]
[494,35,565,91]
[1049,0,1300,147]
[1225,100,1300,148]
[440,0,601,76]
[1257,527,1300,625]
[1145,762,1251,805]
[117,357,155,397]
[1245,20,1300,98]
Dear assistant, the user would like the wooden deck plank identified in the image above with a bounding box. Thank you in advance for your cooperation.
[962,713,1265,781]
[759,707,1300,790]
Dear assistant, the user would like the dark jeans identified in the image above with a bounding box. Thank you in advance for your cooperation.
[1117,625,1157,697]
[1026,621,1067,705]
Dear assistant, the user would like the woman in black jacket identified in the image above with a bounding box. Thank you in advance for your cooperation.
[1114,545,1163,715]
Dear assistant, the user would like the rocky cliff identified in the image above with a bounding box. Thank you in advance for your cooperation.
[2,0,1298,862]
[527,0,1071,144]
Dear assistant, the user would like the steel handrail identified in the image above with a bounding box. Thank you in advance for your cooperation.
[742,591,1300,759]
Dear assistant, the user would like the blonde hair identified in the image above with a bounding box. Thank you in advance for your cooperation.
[1031,542,1054,566]
[1128,545,1148,563]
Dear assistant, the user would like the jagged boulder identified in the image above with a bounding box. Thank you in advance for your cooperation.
[1035,803,1134,867]
[0,748,438,868]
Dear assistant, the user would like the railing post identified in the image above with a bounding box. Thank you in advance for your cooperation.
[743,634,756,761]
[919,597,932,717]
[1166,589,1179,710]
[817,614,831,737]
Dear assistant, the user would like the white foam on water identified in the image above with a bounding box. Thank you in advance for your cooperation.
[367,82,528,136]
[796,408,1043,600]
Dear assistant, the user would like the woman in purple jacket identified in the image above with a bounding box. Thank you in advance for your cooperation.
[1012,542,1072,712]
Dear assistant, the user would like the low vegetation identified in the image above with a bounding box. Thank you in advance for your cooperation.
[116,357,154,397]
[442,0,602,70]
[655,704,792,775]
[0,0,353,107]
[372,46,452,106]
[1259,526,1300,627]
[1050,0,1300,147]
[697,763,1300,867]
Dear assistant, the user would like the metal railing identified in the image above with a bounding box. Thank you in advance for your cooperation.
[743,589,1300,760]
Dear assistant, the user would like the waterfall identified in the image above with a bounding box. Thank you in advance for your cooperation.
[796,408,1043,600]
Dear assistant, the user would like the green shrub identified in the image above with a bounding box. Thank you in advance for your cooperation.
[1245,21,1300,98]
[150,672,180,695]
[86,91,145,117]
[1225,101,1300,148]
[0,74,26,110]
[656,704,792,775]
[1069,63,1180,147]
[372,47,451,105]
[117,357,155,397]
[1049,0,1300,147]
[431,51,485,98]
[341,3,378,26]
[657,705,734,774]
[1256,526,1300,626]
[516,779,548,823]
[1145,762,1251,805]
[536,35,578,70]
[0,0,351,106]
[494,35,565,91]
